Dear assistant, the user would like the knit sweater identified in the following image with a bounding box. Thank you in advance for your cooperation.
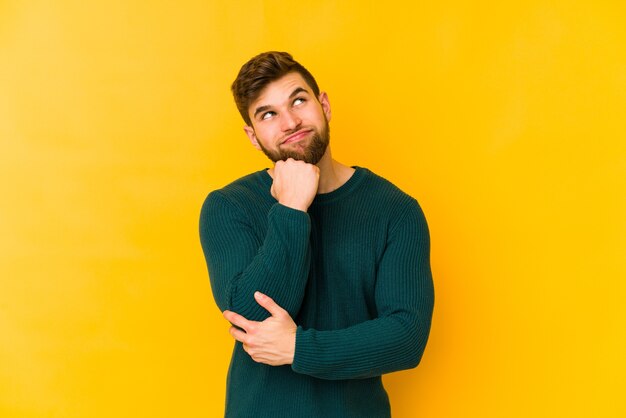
[199,167,434,418]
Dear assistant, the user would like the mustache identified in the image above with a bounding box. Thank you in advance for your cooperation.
[281,128,313,144]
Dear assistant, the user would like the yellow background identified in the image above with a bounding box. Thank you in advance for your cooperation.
[1,1,625,417]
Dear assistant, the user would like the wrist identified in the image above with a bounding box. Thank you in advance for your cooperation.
[287,328,296,365]
[279,199,309,212]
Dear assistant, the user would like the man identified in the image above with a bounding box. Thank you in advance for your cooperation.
[199,51,434,417]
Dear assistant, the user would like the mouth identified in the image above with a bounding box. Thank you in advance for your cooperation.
[282,129,312,145]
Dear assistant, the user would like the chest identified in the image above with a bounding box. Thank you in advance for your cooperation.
[297,205,389,328]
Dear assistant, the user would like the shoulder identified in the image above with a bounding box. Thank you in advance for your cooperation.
[204,170,270,204]
[200,170,272,218]
[356,167,427,227]
[358,167,419,207]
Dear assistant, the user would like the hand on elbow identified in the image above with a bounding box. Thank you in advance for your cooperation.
[223,291,297,366]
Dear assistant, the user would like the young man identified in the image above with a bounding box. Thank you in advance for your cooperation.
[199,51,434,418]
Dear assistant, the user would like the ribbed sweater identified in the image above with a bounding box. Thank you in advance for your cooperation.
[199,167,434,418]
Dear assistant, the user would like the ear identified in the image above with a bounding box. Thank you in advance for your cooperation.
[318,91,331,122]
[243,125,261,151]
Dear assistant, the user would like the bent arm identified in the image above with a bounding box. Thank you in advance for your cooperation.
[292,200,434,380]
[199,190,311,321]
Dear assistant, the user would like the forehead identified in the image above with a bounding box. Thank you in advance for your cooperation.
[250,72,312,109]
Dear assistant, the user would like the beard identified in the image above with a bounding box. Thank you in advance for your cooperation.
[257,119,330,165]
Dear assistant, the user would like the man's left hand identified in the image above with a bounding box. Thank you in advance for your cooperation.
[223,292,297,366]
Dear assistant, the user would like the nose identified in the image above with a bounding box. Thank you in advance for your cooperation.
[280,110,301,132]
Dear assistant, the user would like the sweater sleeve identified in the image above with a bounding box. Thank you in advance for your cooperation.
[199,190,312,321]
[291,199,434,380]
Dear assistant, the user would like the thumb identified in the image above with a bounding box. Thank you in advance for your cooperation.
[254,291,285,317]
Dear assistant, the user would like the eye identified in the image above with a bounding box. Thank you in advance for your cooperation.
[261,111,276,120]
[293,97,305,106]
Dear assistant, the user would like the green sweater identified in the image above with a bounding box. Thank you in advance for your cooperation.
[199,167,434,418]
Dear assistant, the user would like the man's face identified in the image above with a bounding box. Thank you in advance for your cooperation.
[243,72,331,164]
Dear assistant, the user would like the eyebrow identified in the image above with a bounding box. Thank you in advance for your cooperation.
[253,105,271,119]
[289,87,308,99]
[253,87,310,119]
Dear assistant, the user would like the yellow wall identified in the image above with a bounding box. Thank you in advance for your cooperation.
[1,1,625,417]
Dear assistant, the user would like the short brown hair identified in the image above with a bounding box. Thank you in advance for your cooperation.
[231,51,320,125]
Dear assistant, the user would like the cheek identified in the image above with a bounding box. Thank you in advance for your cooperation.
[310,107,326,122]
[256,128,279,148]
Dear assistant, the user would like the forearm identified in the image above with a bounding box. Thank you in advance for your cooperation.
[200,192,312,321]
[292,306,433,380]
[228,204,311,319]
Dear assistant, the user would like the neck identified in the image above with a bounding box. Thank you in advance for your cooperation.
[314,146,355,194]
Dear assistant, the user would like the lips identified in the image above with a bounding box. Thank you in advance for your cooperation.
[282,129,312,145]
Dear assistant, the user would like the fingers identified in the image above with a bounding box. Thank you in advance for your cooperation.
[229,326,247,343]
[223,310,253,332]
[271,158,320,211]
[254,291,286,317]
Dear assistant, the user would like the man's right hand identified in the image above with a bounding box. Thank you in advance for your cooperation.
[271,158,320,212]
